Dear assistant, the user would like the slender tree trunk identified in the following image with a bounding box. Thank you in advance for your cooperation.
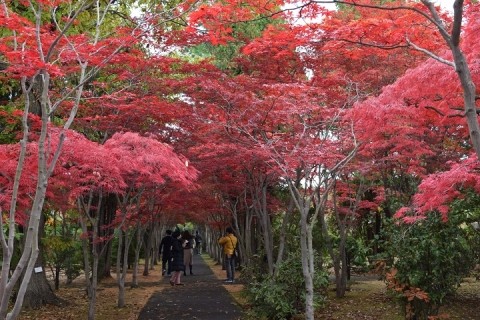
[99,194,116,279]
[151,224,159,269]
[275,172,301,275]
[1,72,58,320]
[89,248,99,320]
[287,173,316,320]
[20,139,62,309]
[332,207,348,298]
[249,173,275,274]
[117,231,135,308]
[55,264,61,290]
[116,230,126,308]
[244,207,254,262]
[142,225,153,277]
[133,226,145,288]
[299,201,315,320]
[80,215,98,320]
[78,192,103,320]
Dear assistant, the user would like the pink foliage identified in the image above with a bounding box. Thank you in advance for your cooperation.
[394,155,480,222]
[103,132,197,189]
[413,155,480,221]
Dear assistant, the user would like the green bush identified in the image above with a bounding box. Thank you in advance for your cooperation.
[43,234,83,284]
[241,251,329,320]
[388,210,475,319]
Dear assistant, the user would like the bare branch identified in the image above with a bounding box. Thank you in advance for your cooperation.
[47,1,91,62]
[328,37,409,50]
[420,0,453,46]
[406,39,455,67]
[328,0,443,31]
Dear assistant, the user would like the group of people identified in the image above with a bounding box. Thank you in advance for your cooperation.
[159,229,203,286]
[159,227,238,286]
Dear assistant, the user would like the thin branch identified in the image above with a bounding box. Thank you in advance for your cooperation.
[406,38,455,67]
[47,1,92,62]
[330,0,442,31]
[329,37,409,50]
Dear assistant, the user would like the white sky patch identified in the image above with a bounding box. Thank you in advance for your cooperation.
[282,1,335,25]
[435,0,455,12]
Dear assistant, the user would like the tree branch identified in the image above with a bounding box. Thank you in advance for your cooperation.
[328,37,409,50]
[451,0,464,46]
[420,0,453,46]
[406,39,455,67]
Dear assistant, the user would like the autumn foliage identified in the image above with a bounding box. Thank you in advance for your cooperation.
[1,0,480,319]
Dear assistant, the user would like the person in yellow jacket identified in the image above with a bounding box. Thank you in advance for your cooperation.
[218,227,238,283]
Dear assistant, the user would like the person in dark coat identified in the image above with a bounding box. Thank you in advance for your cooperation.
[159,230,173,276]
[169,230,186,286]
[195,230,203,255]
[182,230,195,276]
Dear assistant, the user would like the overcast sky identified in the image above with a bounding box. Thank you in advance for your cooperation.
[436,0,455,12]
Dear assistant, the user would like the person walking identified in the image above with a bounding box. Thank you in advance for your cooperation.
[159,230,173,276]
[170,230,186,286]
[218,227,238,283]
[194,230,203,255]
[182,230,195,275]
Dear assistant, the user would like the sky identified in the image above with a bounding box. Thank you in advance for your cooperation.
[435,0,455,12]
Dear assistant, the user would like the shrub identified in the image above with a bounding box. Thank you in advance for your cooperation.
[387,211,475,319]
[241,251,329,320]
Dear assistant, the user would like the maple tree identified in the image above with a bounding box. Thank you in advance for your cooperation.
[346,2,480,221]
[179,27,357,317]
[1,0,480,319]
[103,132,196,308]
[179,1,479,319]
[0,0,199,319]
[0,0,133,312]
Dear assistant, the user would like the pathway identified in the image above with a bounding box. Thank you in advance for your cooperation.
[137,254,244,320]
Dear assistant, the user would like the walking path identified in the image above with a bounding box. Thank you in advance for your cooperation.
[137,254,244,320]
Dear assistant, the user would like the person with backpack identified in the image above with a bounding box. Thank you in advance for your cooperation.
[218,227,238,283]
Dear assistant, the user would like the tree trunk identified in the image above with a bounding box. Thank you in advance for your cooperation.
[99,194,117,279]
[249,173,275,274]
[22,262,62,309]
[300,203,315,320]
[78,192,102,320]
[118,228,134,307]
[275,172,301,275]
[133,226,145,288]
[22,214,65,309]
[333,247,348,298]
[142,225,153,277]
[287,175,316,320]
[244,207,254,262]
[55,265,61,290]
[116,230,126,308]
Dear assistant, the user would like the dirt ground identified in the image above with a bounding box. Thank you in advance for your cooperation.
[17,256,241,320]
[17,260,480,320]
[317,276,480,320]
